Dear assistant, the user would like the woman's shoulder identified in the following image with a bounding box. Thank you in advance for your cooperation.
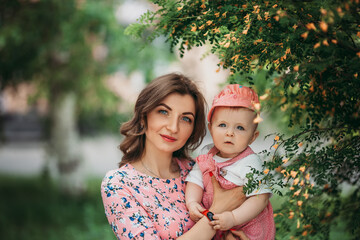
[102,164,134,184]
[176,158,195,172]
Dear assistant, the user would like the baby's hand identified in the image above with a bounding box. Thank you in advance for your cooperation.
[210,211,236,231]
[187,201,205,222]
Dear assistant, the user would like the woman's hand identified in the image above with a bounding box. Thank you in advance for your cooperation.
[209,176,246,213]
[224,230,249,240]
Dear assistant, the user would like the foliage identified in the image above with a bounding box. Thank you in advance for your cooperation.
[0,0,174,132]
[127,0,360,239]
[0,175,115,240]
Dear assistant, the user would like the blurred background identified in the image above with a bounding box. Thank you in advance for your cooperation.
[0,0,339,239]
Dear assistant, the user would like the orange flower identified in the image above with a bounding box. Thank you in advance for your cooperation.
[323,39,329,46]
[302,231,308,236]
[298,142,303,147]
[293,178,299,185]
[177,7,183,11]
[200,4,206,9]
[273,144,279,149]
[299,166,306,172]
[273,15,280,21]
[290,170,298,178]
[294,189,301,196]
[282,158,289,164]
[357,52,360,58]
[274,136,280,141]
[206,20,213,25]
[253,102,261,111]
[303,193,309,199]
[264,169,270,174]
[224,42,230,48]
[314,42,321,49]
[191,25,197,32]
[253,114,263,124]
[260,93,268,100]
[306,23,316,30]
[215,12,220,17]
[331,39,338,44]
[301,32,309,39]
[319,21,328,32]
[297,200,303,206]
[293,65,299,71]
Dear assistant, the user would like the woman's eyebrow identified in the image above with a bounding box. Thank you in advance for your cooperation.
[158,103,195,117]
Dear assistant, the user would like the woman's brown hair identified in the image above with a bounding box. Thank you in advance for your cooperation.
[119,73,207,167]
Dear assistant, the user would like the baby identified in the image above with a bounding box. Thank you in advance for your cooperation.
[186,84,275,239]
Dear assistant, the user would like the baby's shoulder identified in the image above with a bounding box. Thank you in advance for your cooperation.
[233,153,262,168]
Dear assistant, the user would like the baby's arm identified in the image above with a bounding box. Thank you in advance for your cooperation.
[211,193,270,231]
[185,182,206,222]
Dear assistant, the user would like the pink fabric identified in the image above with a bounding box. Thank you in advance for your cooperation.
[196,146,275,240]
[101,159,195,239]
[207,84,259,122]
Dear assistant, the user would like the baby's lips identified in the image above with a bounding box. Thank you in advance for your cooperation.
[209,172,213,177]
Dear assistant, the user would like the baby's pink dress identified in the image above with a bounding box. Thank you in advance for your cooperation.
[101,159,195,239]
[197,146,276,240]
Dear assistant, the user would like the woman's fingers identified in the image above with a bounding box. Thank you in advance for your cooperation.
[230,230,249,240]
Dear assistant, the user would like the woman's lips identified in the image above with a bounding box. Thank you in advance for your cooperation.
[160,134,177,142]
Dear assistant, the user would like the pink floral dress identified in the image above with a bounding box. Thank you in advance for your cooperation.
[101,159,195,239]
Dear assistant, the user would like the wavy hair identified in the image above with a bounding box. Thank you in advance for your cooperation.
[119,73,207,167]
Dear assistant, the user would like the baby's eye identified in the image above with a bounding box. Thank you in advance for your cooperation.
[159,109,168,115]
[219,123,226,127]
[182,116,192,123]
[237,126,244,130]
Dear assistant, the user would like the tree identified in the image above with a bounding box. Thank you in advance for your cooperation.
[0,0,172,195]
[127,0,360,238]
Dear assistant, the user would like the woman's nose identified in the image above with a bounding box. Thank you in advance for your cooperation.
[166,116,179,133]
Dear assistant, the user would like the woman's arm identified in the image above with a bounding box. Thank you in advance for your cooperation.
[211,193,270,231]
[178,176,247,240]
[101,173,161,240]
[185,182,206,221]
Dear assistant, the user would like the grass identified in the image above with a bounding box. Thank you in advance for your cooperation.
[0,175,115,240]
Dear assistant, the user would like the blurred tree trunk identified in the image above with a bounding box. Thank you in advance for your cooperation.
[47,91,85,196]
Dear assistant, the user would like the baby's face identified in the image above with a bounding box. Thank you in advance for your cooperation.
[208,107,259,158]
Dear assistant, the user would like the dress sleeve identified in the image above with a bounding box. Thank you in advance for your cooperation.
[101,171,161,240]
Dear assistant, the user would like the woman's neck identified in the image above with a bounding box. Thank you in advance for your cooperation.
[140,149,179,179]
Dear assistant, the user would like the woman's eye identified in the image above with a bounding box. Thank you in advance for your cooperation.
[219,123,226,127]
[237,126,244,130]
[159,109,168,115]
[182,116,192,123]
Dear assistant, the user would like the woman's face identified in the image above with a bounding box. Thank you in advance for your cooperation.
[145,93,196,156]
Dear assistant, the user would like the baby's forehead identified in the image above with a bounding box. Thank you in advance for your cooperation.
[213,106,255,115]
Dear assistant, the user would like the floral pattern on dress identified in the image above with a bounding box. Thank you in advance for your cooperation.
[101,159,195,239]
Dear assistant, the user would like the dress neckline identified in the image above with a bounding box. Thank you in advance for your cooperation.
[126,158,184,180]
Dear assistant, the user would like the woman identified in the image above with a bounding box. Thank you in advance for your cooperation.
[101,73,246,239]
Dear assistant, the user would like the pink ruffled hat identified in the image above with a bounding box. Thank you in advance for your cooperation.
[207,84,259,122]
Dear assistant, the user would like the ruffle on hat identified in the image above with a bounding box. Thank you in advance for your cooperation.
[207,84,260,122]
